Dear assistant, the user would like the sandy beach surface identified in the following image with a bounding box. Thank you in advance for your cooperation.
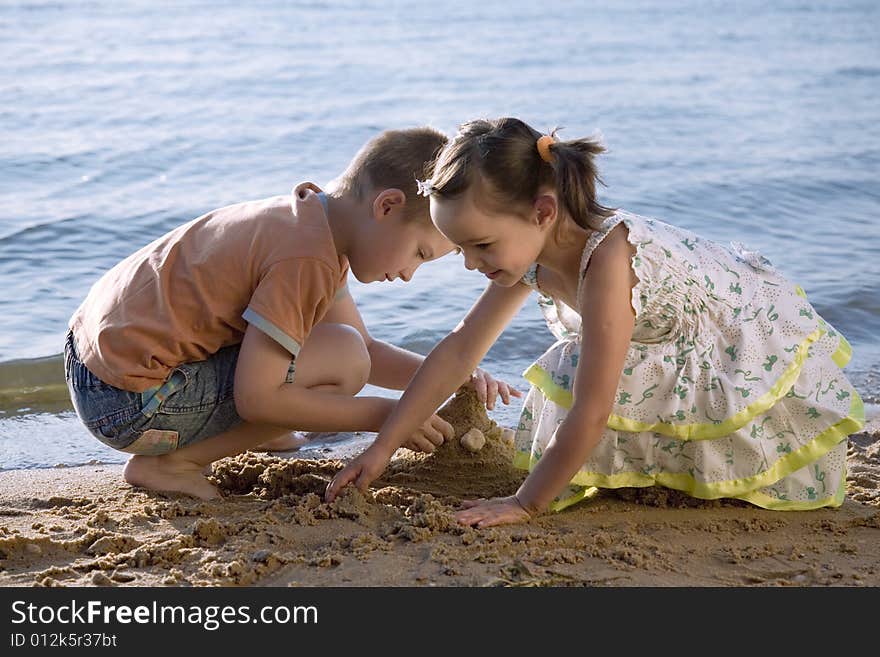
[2,388,878,588]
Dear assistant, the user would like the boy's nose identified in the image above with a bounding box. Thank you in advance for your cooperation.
[399,267,414,282]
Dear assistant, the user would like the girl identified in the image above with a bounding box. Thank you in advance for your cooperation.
[326,117,865,527]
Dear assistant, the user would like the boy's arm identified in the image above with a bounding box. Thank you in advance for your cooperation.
[320,288,423,390]
[233,323,394,432]
[322,289,522,408]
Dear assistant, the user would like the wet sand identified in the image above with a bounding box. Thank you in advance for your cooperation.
[2,388,878,587]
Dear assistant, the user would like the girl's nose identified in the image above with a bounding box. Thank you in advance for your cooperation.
[463,252,480,271]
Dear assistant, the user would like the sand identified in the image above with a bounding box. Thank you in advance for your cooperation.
[1,387,878,587]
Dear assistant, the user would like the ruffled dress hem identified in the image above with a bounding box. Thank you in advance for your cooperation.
[513,391,863,511]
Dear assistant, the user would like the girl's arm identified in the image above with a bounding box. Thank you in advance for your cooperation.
[325,280,533,501]
[457,224,637,526]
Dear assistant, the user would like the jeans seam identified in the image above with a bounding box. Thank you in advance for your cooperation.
[156,401,221,414]
[85,406,143,430]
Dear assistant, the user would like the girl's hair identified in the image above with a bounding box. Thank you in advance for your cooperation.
[333,126,448,222]
[430,117,615,230]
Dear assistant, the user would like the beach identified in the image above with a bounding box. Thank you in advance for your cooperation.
[2,388,878,588]
[1,0,878,592]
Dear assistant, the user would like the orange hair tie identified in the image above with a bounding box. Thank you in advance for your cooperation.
[536,135,555,163]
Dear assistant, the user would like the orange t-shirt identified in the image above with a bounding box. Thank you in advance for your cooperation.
[69,185,349,393]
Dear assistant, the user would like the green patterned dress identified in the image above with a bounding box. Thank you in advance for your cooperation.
[516,210,865,511]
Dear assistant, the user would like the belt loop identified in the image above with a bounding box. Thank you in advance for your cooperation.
[140,369,187,416]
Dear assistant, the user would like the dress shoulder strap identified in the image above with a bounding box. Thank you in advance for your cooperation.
[578,211,626,281]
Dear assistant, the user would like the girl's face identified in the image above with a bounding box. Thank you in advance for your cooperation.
[430,188,552,287]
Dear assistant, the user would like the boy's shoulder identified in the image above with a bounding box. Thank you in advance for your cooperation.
[218,188,329,233]
[206,192,329,238]
[238,190,341,269]
[208,194,294,223]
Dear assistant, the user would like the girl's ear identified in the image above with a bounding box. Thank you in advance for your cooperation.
[533,193,557,229]
[372,188,406,221]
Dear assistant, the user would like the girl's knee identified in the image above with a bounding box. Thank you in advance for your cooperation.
[295,322,370,394]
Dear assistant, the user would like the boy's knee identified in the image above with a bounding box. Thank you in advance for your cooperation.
[297,322,370,394]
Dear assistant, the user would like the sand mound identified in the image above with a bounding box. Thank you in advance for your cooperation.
[210,386,526,503]
[377,386,525,499]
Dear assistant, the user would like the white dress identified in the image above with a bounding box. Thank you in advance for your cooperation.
[515,210,865,511]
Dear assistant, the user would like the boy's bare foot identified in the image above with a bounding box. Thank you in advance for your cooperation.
[254,432,310,452]
[124,454,219,500]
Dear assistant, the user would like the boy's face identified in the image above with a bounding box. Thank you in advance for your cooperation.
[430,188,549,288]
[350,190,456,284]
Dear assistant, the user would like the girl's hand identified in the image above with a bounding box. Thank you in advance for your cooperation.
[402,413,454,453]
[468,368,523,411]
[324,443,393,502]
[454,495,533,528]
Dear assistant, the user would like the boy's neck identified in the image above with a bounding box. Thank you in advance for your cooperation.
[323,192,364,259]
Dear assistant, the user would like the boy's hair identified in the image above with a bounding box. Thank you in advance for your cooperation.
[430,117,616,231]
[333,126,448,221]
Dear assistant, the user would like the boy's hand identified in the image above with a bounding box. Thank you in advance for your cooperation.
[402,413,454,453]
[324,442,393,503]
[468,368,523,411]
[454,495,533,528]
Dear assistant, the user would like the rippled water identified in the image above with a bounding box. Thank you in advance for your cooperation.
[1,0,878,469]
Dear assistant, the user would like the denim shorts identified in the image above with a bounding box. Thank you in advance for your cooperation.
[64,329,284,456]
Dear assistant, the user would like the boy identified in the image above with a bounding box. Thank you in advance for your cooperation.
[65,127,519,500]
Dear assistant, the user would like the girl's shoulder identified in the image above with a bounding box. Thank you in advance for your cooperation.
[578,209,708,279]
[587,208,661,242]
[605,209,702,249]
[579,209,655,271]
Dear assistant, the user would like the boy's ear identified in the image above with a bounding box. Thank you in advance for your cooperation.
[533,193,557,229]
[372,188,406,220]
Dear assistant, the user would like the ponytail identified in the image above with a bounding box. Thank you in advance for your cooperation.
[542,130,616,231]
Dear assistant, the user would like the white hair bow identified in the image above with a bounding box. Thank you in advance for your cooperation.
[415,178,435,197]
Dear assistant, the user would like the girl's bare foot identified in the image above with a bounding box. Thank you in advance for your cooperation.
[124,454,219,500]
[255,432,310,452]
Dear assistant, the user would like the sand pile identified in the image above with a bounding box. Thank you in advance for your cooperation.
[208,385,525,504]
[378,386,526,499]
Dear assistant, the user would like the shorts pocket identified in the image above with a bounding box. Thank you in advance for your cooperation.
[89,408,150,449]
[119,429,180,455]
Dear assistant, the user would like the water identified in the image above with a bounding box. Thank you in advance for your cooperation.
[1,0,878,469]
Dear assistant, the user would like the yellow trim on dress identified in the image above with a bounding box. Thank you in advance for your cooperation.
[734,472,847,510]
[548,487,599,512]
[513,392,863,511]
[524,327,836,441]
[832,334,852,368]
